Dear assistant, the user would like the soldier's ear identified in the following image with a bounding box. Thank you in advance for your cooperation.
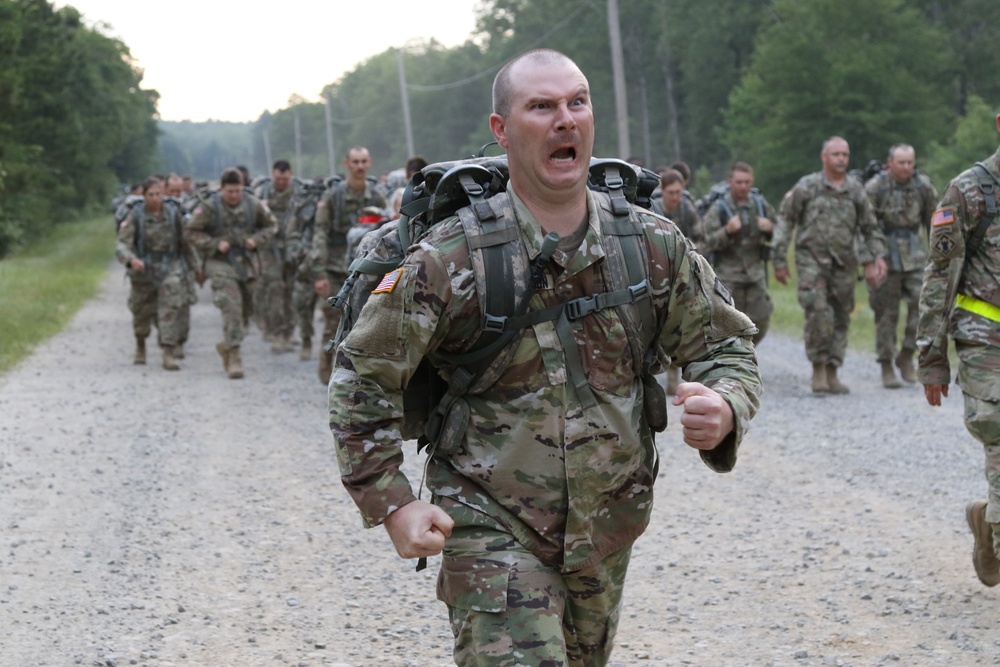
[995,114,1000,135]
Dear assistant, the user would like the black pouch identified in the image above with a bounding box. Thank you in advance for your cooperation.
[641,372,668,432]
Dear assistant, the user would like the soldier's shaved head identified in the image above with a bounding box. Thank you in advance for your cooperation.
[492,49,579,117]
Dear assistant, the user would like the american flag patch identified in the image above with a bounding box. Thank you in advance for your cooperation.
[931,207,955,226]
[372,268,403,294]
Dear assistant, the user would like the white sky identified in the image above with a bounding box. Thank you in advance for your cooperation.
[59,1,482,122]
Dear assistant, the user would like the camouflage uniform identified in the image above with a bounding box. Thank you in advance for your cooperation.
[115,200,197,349]
[662,198,705,250]
[254,180,303,345]
[917,146,1000,554]
[330,186,762,665]
[775,171,887,367]
[704,192,778,344]
[310,180,387,378]
[185,192,277,349]
[865,171,938,364]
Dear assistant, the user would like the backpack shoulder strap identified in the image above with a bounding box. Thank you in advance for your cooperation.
[134,203,147,256]
[968,163,999,262]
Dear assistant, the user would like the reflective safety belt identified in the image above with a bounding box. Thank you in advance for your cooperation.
[956,293,1000,324]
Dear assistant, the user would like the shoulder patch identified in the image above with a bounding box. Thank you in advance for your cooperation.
[714,277,733,305]
[933,233,956,257]
[372,268,403,295]
[931,206,955,227]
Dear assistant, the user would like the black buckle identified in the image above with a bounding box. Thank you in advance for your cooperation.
[482,313,506,333]
[566,295,599,320]
[629,280,649,301]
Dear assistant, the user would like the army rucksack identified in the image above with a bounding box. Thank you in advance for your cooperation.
[330,153,670,457]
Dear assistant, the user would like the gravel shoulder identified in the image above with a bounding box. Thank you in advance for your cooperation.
[0,265,995,667]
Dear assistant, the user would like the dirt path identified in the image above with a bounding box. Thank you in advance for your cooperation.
[0,266,995,667]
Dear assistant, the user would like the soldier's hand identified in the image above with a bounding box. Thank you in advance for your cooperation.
[725,215,742,234]
[244,238,256,250]
[923,383,949,407]
[864,257,888,289]
[757,216,773,234]
[218,240,230,254]
[315,278,330,298]
[129,258,145,273]
[774,267,790,285]
[672,382,734,451]
[383,500,454,560]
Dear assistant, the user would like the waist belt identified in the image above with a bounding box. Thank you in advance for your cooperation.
[956,293,1000,323]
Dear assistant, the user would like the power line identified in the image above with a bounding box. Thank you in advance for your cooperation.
[405,2,593,93]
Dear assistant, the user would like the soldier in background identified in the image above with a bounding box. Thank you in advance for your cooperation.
[703,161,778,346]
[865,144,938,388]
[162,173,196,359]
[115,177,198,370]
[918,113,1000,588]
[185,167,277,379]
[310,146,387,384]
[774,136,887,394]
[254,159,301,354]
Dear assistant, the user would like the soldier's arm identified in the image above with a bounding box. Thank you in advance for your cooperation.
[250,200,278,247]
[329,228,474,527]
[645,215,761,472]
[917,184,968,386]
[115,213,139,266]
[703,202,734,252]
[772,187,801,271]
[310,195,332,278]
[856,190,887,264]
[183,205,219,254]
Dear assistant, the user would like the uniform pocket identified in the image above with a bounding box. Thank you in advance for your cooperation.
[436,556,510,614]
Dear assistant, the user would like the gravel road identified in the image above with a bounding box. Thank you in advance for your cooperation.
[1,265,996,667]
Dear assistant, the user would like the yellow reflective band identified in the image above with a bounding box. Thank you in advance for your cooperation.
[956,293,1000,323]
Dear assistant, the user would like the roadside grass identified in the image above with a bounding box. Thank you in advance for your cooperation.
[0,216,113,373]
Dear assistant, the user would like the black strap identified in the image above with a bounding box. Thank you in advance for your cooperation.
[968,163,998,263]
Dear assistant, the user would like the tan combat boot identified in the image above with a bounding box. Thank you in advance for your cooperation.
[134,337,147,365]
[299,337,312,362]
[227,346,244,379]
[966,500,1000,587]
[174,343,185,359]
[880,361,902,389]
[215,341,230,373]
[162,346,180,371]
[826,364,850,394]
[318,349,333,385]
[811,363,829,394]
[271,333,293,354]
[896,349,917,383]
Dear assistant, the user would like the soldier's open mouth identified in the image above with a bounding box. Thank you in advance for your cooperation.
[551,147,576,162]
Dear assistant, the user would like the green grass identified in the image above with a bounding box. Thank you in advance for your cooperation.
[0,216,114,373]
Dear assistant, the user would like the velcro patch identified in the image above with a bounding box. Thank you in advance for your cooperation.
[931,207,955,227]
[372,268,403,294]
[714,277,733,305]
[933,233,955,257]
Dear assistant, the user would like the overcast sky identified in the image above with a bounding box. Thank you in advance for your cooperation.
[59,1,481,122]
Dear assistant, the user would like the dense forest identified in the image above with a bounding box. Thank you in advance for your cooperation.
[0,0,158,256]
[161,0,1000,203]
[3,0,999,258]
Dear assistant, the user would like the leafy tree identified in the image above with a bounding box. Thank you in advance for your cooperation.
[921,96,1000,191]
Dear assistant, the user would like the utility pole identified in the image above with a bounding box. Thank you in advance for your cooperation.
[293,104,302,174]
[262,128,273,175]
[323,94,336,175]
[396,47,415,157]
[606,0,630,159]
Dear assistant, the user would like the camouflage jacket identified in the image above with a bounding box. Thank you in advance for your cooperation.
[184,192,277,261]
[329,185,762,572]
[254,182,299,250]
[774,171,887,271]
[916,146,1000,399]
[311,181,387,276]
[115,201,197,282]
[865,171,938,273]
[704,192,778,285]
[662,199,705,250]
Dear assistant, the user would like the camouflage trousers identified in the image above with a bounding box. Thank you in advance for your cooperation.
[127,262,188,347]
[205,259,253,348]
[437,501,630,667]
[293,274,319,342]
[727,279,773,345]
[256,248,295,338]
[957,340,1000,554]
[177,269,197,346]
[796,254,856,366]
[867,269,921,362]
[319,270,347,347]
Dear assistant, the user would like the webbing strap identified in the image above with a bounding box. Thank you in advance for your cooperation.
[968,164,998,264]
[956,293,1000,324]
[555,309,597,408]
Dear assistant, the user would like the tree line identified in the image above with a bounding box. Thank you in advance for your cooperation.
[162,0,1000,206]
[0,0,158,257]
